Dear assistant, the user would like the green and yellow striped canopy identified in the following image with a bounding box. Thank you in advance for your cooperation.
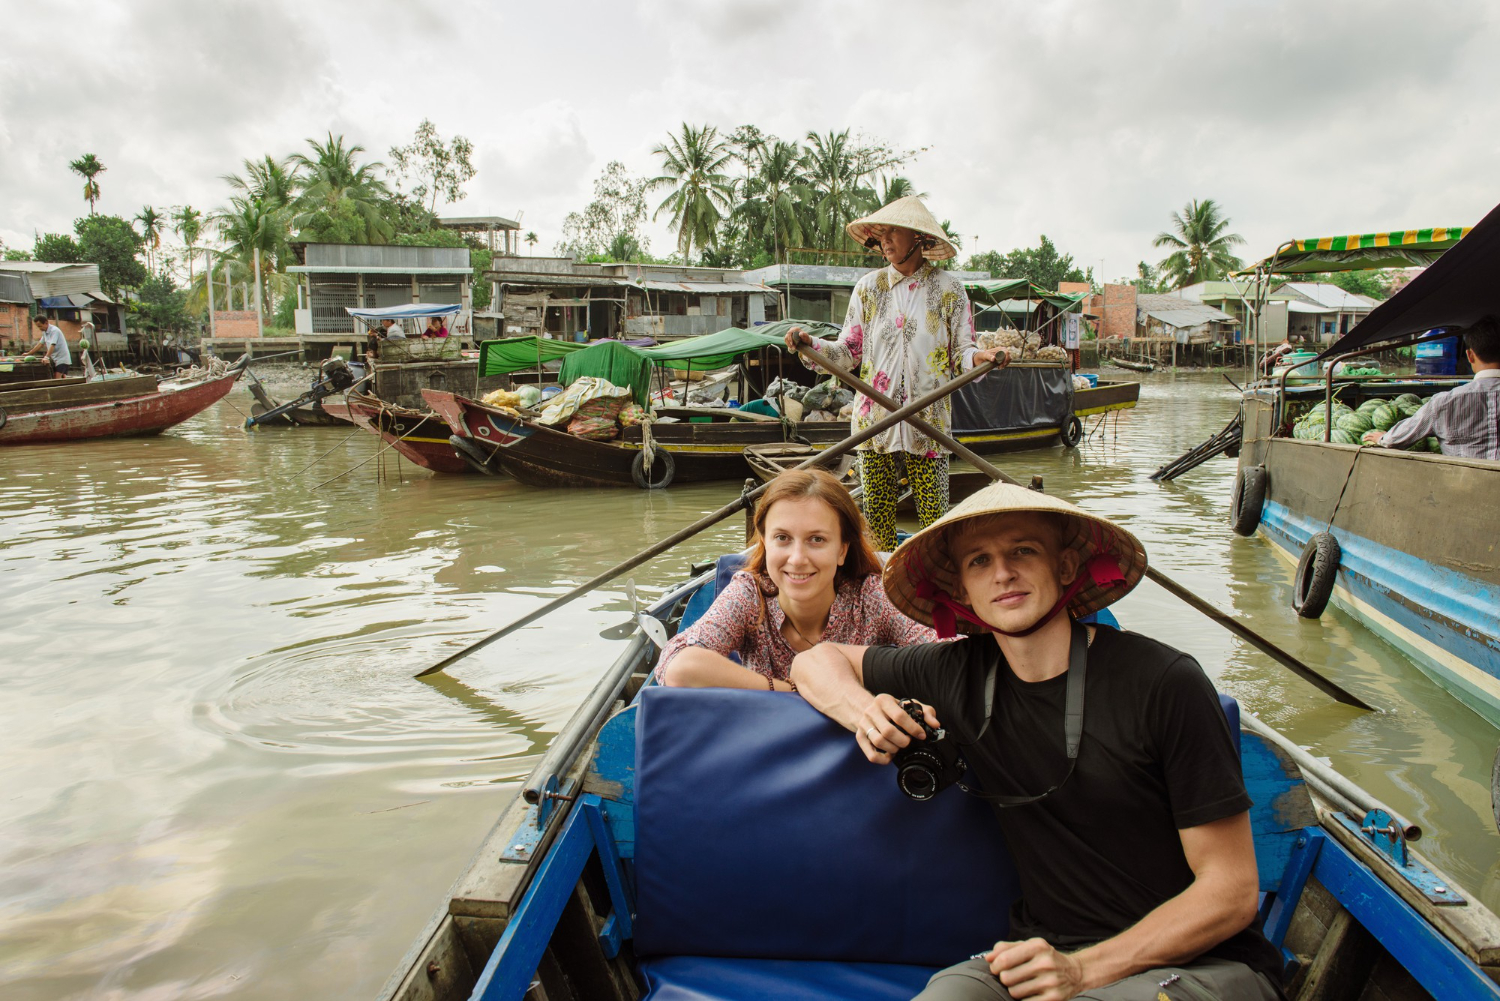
[1242,226,1473,274]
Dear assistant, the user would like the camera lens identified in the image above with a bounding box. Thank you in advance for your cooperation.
[898,764,938,801]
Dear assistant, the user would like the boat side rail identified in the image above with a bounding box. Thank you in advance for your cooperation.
[1319,329,1455,442]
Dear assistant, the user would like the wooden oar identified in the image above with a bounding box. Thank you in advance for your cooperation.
[412,359,998,679]
[797,343,1376,711]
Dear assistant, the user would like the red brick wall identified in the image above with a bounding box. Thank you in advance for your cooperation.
[0,302,27,350]
[1096,284,1136,340]
[212,311,260,338]
[1057,281,1091,297]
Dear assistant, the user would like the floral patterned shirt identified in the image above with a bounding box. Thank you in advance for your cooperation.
[807,261,978,456]
[655,570,936,683]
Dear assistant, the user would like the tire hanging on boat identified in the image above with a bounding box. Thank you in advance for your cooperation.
[1060,415,1083,448]
[1229,465,1268,536]
[631,447,675,490]
[1293,531,1341,619]
[0,404,7,431]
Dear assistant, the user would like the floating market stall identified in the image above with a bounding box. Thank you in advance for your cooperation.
[1230,212,1500,731]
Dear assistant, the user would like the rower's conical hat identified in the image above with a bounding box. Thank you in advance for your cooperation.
[883,482,1148,633]
[846,196,958,261]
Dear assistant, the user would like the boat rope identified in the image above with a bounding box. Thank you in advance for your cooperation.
[640,416,657,470]
[295,427,365,477]
[311,414,432,490]
[1324,446,1365,530]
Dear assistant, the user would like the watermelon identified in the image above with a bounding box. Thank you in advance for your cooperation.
[1330,428,1356,445]
[1424,437,1441,453]
[1371,404,1401,431]
[1398,402,1421,419]
[1337,413,1373,434]
[1357,399,1383,414]
[1395,393,1421,408]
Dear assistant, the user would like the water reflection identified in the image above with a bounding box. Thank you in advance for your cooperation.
[0,374,1495,1001]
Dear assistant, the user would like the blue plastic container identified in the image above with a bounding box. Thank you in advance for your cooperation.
[1415,336,1459,376]
[1080,373,1098,387]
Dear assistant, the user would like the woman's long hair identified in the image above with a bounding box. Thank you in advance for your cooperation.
[743,468,883,599]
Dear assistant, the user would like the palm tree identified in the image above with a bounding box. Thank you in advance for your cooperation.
[738,139,807,264]
[224,155,300,209]
[647,124,735,260]
[800,130,882,262]
[1153,199,1246,288]
[69,154,106,214]
[135,206,164,272]
[214,196,290,314]
[173,206,204,284]
[525,231,538,255]
[879,175,925,206]
[290,133,393,243]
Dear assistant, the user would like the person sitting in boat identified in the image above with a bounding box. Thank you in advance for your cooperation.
[783,195,1009,552]
[379,318,407,340]
[656,468,935,691]
[790,483,1280,1001]
[423,317,450,339]
[28,314,72,378]
[1362,317,1500,460]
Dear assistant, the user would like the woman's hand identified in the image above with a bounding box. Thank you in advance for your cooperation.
[973,347,1012,368]
[856,695,939,765]
[784,326,813,353]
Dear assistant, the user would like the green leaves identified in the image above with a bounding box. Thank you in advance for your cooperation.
[1152,198,1245,288]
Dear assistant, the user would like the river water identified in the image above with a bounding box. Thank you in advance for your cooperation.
[1,373,1495,1000]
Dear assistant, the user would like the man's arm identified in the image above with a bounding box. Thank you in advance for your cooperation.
[1364,395,1445,449]
[790,642,937,764]
[986,812,1260,1001]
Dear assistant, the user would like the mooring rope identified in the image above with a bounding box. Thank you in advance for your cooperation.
[311,414,432,490]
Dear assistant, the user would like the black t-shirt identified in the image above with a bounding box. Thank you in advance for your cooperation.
[863,625,1281,982]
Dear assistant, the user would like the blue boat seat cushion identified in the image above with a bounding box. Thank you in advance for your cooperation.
[637,956,936,1001]
[633,687,1021,967]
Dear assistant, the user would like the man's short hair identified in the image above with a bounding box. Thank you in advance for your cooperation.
[946,510,1070,555]
[33,314,49,326]
[1464,316,1500,364]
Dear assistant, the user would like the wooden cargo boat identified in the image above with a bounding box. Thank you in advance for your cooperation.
[382,556,1500,1001]
[345,390,474,475]
[1230,216,1500,729]
[0,357,245,445]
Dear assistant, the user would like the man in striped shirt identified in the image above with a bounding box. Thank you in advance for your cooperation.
[1363,317,1500,461]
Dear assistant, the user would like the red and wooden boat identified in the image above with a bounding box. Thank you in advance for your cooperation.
[0,357,246,446]
[344,390,473,474]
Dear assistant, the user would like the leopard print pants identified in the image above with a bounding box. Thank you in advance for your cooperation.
[858,451,950,551]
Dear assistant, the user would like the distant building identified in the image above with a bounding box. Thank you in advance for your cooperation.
[744,263,991,325]
[485,257,777,341]
[0,261,128,353]
[438,215,523,254]
[1273,282,1380,343]
[287,243,474,340]
[1077,284,1238,343]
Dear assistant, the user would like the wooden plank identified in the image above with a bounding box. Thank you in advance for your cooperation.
[0,375,157,412]
[0,376,87,392]
[382,913,482,1001]
[1298,908,1378,1001]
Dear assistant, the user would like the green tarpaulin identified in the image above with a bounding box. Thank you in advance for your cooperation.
[637,320,839,371]
[557,340,652,405]
[477,336,587,377]
[963,279,1085,312]
[1240,226,1472,275]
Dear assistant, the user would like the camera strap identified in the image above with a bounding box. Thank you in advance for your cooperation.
[958,620,1087,808]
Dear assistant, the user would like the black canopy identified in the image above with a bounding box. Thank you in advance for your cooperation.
[1320,199,1500,358]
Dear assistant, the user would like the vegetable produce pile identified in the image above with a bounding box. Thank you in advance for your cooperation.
[1289,394,1439,451]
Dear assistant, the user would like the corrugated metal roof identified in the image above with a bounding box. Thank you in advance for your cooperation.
[0,261,80,273]
[288,265,473,275]
[0,272,30,303]
[1135,294,1234,325]
[303,243,471,269]
[492,274,630,289]
[20,265,105,299]
[1277,282,1380,310]
[1143,308,1221,328]
[634,280,773,294]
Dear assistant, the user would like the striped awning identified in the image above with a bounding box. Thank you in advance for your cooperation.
[1287,228,1471,253]
[1242,226,1473,275]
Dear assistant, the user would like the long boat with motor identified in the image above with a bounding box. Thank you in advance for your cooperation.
[0,355,247,444]
[1227,213,1500,731]
[344,390,476,475]
[380,550,1500,1001]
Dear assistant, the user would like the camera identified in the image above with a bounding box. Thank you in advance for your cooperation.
[891,699,966,801]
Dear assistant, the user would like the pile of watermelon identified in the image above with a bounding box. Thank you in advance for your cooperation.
[1290,394,1440,451]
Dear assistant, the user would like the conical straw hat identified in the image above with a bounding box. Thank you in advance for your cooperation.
[846,196,958,261]
[883,482,1148,634]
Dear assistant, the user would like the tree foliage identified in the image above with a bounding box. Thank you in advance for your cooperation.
[648,124,736,260]
[290,133,393,244]
[389,119,477,214]
[558,161,653,260]
[69,153,106,214]
[135,205,164,271]
[33,232,83,263]
[1153,198,1245,288]
[1300,270,1392,301]
[75,215,147,296]
[132,272,193,334]
[963,236,1092,289]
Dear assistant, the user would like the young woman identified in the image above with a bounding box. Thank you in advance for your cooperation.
[656,468,935,691]
[424,317,450,338]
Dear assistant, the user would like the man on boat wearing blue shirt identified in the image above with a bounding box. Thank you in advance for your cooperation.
[28,314,72,378]
[792,484,1280,1001]
[1362,317,1500,461]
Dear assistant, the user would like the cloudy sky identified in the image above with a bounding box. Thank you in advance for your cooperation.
[2,0,1496,280]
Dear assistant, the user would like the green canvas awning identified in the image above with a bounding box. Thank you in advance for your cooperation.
[638,319,840,371]
[962,278,1031,307]
[557,340,652,405]
[477,336,587,377]
[1241,226,1472,275]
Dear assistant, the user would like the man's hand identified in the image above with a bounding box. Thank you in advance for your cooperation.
[973,347,1012,368]
[783,326,813,353]
[855,694,938,765]
[1361,430,1385,446]
[986,938,1086,1001]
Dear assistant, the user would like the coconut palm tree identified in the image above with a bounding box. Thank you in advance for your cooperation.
[1153,199,1246,288]
[173,205,204,284]
[135,206,164,272]
[800,130,883,262]
[290,133,394,244]
[224,155,301,210]
[213,196,291,314]
[69,154,106,214]
[879,175,925,206]
[525,231,538,255]
[648,124,735,260]
[738,139,807,264]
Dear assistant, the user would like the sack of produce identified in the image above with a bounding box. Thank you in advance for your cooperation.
[802,383,837,412]
[516,385,542,408]
[1036,345,1069,361]
[618,402,651,427]
[568,412,621,440]
[782,397,805,422]
[539,377,632,426]
[482,388,524,409]
[804,409,835,422]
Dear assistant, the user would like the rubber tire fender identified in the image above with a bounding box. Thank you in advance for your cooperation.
[1229,465,1268,536]
[631,447,676,490]
[1061,415,1083,448]
[1293,531,1341,619]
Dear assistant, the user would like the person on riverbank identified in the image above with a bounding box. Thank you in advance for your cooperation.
[1362,317,1500,460]
[784,196,1008,550]
[28,314,71,377]
[790,483,1278,1001]
[656,469,935,691]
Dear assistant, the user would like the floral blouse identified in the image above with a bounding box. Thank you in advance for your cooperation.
[808,261,978,456]
[655,570,936,683]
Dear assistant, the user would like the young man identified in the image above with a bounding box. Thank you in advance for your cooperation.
[1363,316,1500,460]
[29,314,72,378]
[791,483,1280,1001]
[784,196,1008,549]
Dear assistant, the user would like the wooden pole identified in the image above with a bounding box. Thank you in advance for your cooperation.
[206,256,217,338]
[252,247,265,338]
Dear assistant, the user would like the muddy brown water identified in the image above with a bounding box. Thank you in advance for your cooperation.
[1,373,1496,1000]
